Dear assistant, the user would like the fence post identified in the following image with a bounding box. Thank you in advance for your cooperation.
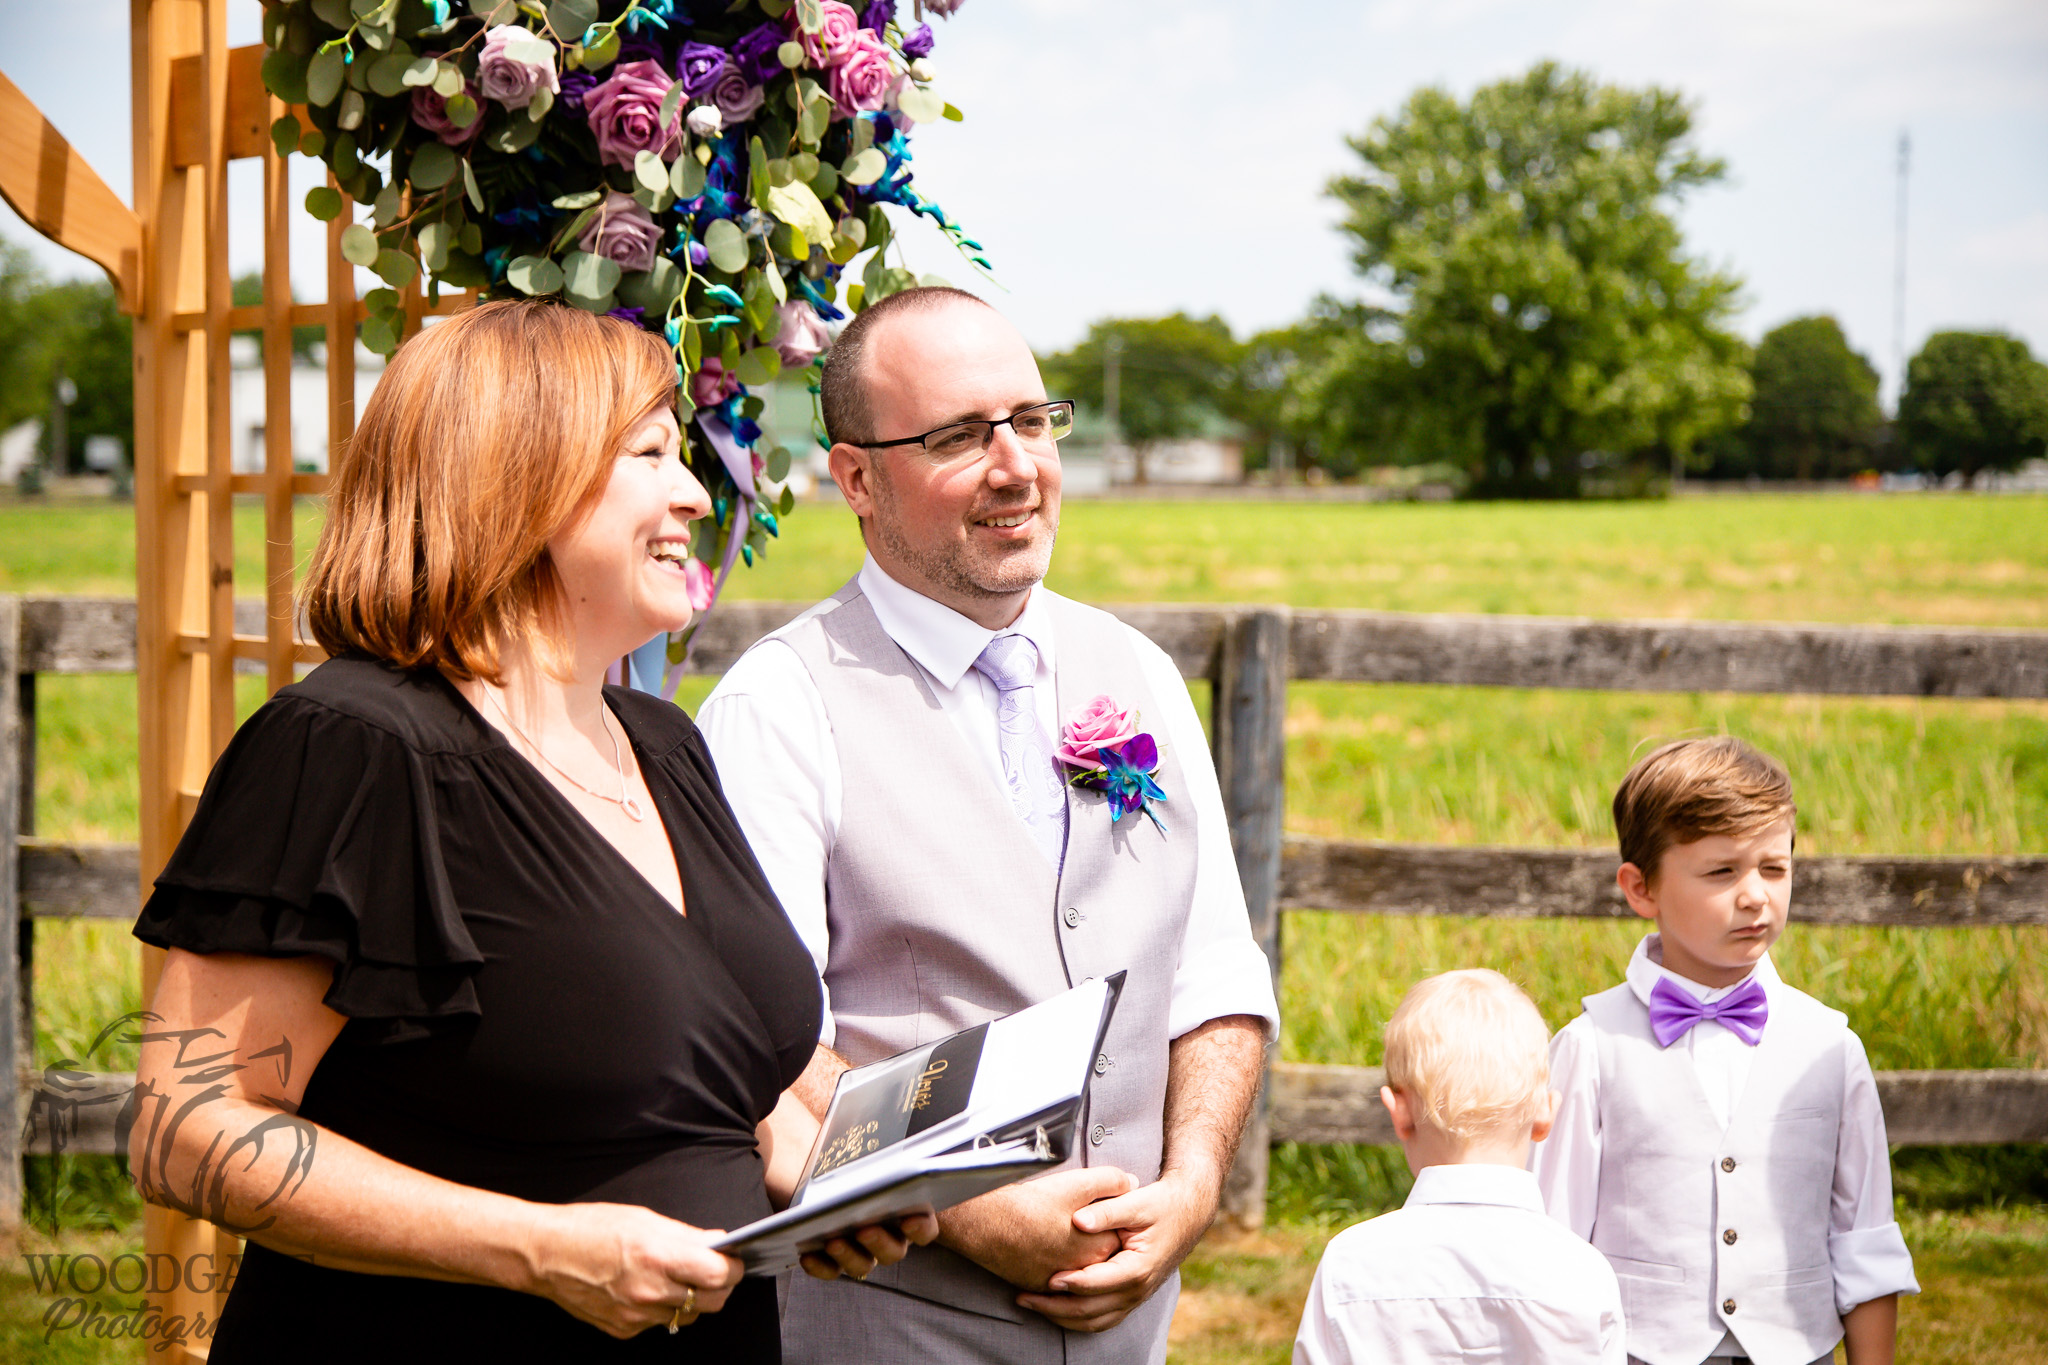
[1213,606,1289,1230]
[0,596,23,1245]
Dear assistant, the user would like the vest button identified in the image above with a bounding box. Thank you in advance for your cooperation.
[1089,1124,1107,1146]
[1094,1053,1110,1076]
[1723,1298,1737,1315]
[1721,1157,1737,1172]
[1723,1228,1737,1245]
[1063,907,1082,928]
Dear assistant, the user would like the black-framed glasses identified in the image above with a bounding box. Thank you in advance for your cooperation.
[855,400,1075,460]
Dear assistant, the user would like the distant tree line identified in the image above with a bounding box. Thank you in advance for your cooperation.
[1042,62,2048,495]
[0,240,132,475]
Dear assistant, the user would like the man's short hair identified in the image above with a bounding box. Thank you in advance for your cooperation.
[1383,969,1551,1143]
[1612,737,1797,880]
[819,285,994,445]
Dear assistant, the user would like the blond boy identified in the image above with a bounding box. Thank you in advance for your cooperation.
[1294,970,1625,1365]
[1531,738,1918,1365]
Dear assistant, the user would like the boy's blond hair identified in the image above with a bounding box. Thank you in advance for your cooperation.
[1383,969,1551,1142]
[1612,737,1797,881]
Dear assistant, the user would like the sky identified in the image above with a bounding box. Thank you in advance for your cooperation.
[3,0,2044,408]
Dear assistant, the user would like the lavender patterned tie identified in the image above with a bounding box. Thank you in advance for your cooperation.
[972,634,1070,872]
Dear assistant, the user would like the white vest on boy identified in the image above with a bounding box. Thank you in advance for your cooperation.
[1581,977,1849,1365]
[776,582,1196,1364]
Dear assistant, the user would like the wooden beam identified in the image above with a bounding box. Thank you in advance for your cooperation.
[23,1072,134,1159]
[1268,1062,2048,1147]
[21,839,140,919]
[0,71,144,312]
[1280,837,2048,927]
[166,45,271,167]
[1289,610,2048,698]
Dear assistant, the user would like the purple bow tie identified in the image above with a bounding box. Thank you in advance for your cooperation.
[1648,975,1769,1048]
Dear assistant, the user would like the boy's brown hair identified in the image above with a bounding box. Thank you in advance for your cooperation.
[1612,737,1796,880]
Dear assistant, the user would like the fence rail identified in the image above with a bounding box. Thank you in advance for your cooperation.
[10,595,2048,1226]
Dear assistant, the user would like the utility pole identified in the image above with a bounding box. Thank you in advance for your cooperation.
[1103,333,1125,483]
[1892,130,1910,413]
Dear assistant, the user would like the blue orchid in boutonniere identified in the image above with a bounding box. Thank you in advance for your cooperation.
[1058,695,1169,833]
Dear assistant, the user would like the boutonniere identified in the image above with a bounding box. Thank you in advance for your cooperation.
[1058,695,1169,832]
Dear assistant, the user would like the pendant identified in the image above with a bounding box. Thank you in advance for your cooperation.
[622,796,646,822]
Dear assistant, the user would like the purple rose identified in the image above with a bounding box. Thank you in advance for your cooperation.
[923,0,964,15]
[691,356,741,408]
[559,70,597,113]
[585,59,684,169]
[709,59,765,124]
[861,0,894,31]
[788,0,862,67]
[579,192,664,274]
[730,23,787,85]
[898,22,934,58]
[773,299,832,368]
[411,80,483,147]
[828,31,900,119]
[476,26,559,111]
[676,41,727,97]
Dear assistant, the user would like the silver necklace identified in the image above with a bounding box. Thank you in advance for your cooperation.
[482,686,645,822]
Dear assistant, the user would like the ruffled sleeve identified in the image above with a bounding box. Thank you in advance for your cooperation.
[135,686,485,1030]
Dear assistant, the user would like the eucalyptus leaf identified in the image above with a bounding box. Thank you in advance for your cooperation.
[458,220,482,254]
[776,40,804,69]
[487,116,542,153]
[796,99,828,147]
[566,288,618,314]
[360,313,398,356]
[840,147,886,186]
[359,18,393,50]
[507,254,565,296]
[704,218,749,273]
[336,89,366,132]
[339,223,380,267]
[311,0,350,27]
[631,183,675,214]
[409,142,458,189]
[732,348,781,386]
[551,205,601,253]
[762,180,836,248]
[634,150,669,194]
[808,163,838,199]
[270,115,303,159]
[432,62,465,98]
[371,183,402,229]
[418,222,452,272]
[349,0,381,17]
[401,55,439,87]
[583,29,620,68]
[778,484,796,516]
[658,80,685,134]
[552,189,604,210]
[767,446,792,481]
[367,51,412,97]
[262,50,311,106]
[299,127,328,157]
[683,320,702,368]
[896,85,944,125]
[562,250,623,299]
[670,156,707,200]
[942,103,964,122]
[529,85,554,120]
[462,159,483,213]
[363,288,401,315]
[763,261,787,303]
[547,0,598,38]
[618,256,685,311]
[437,250,490,289]
[444,93,480,128]
[373,248,419,289]
[850,118,874,155]
[303,186,344,221]
[846,282,864,312]
[794,0,824,34]
[918,272,951,289]
[307,47,346,107]
[767,158,794,188]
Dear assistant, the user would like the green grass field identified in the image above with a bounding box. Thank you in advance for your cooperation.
[3,491,2044,1362]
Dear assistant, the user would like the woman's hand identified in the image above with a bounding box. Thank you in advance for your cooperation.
[525,1202,743,1338]
[797,1210,942,1282]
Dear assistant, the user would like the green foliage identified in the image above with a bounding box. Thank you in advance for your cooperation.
[1326,62,1751,497]
[1899,331,2048,484]
[0,240,133,474]
[1040,314,1241,482]
[1721,315,1885,480]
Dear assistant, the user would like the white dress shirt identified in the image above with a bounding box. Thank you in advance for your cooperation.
[698,555,1280,1047]
[1294,1163,1627,1365]
[1530,934,1919,1357]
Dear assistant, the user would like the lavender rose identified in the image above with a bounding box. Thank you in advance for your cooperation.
[730,22,787,85]
[578,192,663,274]
[898,22,935,59]
[476,26,559,109]
[1058,695,1141,771]
[923,0,965,15]
[709,60,765,124]
[789,0,862,67]
[828,31,900,118]
[585,59,684,169]
[691,356,741,409]
[411,81,483,147]
[772,299,831,368]
[675,41,727,97]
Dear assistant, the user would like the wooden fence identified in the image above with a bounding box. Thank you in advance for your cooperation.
[9,595,2048,1228]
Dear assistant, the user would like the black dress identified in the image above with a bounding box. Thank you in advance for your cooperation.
[134,656,822,1363]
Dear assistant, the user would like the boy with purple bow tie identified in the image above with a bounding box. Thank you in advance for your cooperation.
[1530,738,1918,1365]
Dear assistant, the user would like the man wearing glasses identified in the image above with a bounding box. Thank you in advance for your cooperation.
[699,287,1276,1365]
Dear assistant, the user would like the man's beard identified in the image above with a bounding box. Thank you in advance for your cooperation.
[868,462,1056,602]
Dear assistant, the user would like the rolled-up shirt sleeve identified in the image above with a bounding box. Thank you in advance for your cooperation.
[1529,1014,1603,1240]
[1830,1030,1919,1314]
[696,638,840,1046]
[1130,631,1280,1042]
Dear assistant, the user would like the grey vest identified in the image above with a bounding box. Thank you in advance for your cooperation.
[1582,981,1849,1365]
[780,583,1196,1361]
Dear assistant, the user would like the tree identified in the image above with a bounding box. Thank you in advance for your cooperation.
[1898,331,2048,485]
[0,237,133,473]
[1327,62,1750,497]
[1740,316,1883,480]
[1040,314,1239,483]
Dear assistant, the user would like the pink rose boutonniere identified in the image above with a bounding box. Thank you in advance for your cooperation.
[1059,695,1168,831]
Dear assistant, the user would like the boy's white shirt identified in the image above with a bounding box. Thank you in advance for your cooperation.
[1529,933,1918,1358]
[1294,1163,1626,1365]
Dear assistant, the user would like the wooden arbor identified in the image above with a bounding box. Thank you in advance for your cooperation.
[1,0,463,1350]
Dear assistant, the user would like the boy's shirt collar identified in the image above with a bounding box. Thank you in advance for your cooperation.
[1626,932,1780,1009]
[1403,1163,1547,1215]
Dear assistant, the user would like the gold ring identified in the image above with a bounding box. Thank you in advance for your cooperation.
[667,1285,696,1334]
